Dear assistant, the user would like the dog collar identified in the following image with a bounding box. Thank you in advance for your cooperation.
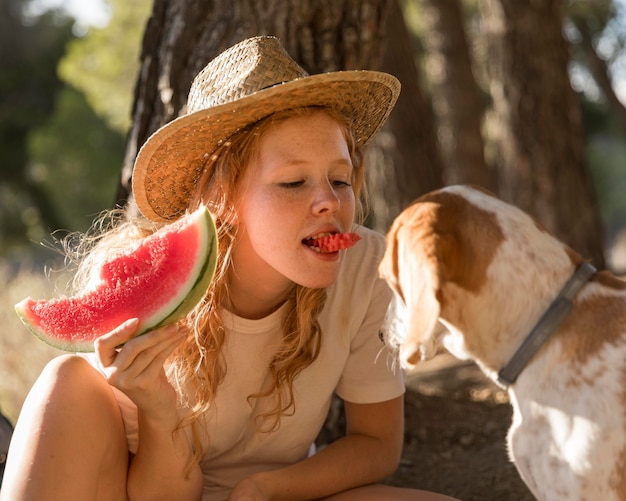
[497,262,597,387]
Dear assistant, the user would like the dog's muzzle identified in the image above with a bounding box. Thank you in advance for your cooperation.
[381,293,408,352]
[381,292,440,368]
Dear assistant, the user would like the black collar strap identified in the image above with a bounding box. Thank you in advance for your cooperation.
[497,262,597,387]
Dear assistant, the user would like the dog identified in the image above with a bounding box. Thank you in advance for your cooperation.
[379,184,626,501]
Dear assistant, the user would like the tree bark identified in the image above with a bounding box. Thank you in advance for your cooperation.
[116,0,444,231]
[480,0,605,267]
[368,0,444,232]
[420,0,491,189]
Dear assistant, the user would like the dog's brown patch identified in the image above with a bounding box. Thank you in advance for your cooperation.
[612,451,626,500]
[612,376,626,499]
[592,270,626,290]
[610,367,626,499]
[408,191,505,296]
[556,294,626,367]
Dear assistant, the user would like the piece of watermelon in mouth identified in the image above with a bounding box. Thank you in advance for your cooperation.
[305,232,362,253]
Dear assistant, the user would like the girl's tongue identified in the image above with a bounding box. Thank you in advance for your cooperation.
[304,232,361,253]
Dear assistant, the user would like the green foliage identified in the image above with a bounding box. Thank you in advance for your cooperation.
[27,85,125,234]
[0,0,148,258]
[0,3,75,256]
[568,0,615,33]
[568,1,626,245]
[586,132,626,234]
[58,0,152,133]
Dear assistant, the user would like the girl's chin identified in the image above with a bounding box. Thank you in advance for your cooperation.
[293,272,339,289]
[287,251,343,287]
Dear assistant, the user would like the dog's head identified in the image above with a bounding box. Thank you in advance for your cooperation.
[378,210,443,369]
[379,185,580,372]
[379,186,511,369]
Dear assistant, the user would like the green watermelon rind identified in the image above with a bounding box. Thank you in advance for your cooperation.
[15,207,219,352]
[147,209,218,331]
[15,302,92,353]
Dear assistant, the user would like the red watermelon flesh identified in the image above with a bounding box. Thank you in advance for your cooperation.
[306,232,361,253]
[15,206,218,352]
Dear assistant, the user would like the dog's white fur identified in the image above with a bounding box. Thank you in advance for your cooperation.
[380,185,626,501]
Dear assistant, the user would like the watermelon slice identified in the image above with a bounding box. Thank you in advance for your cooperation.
[305,232,361,253]
[15,206,218,352]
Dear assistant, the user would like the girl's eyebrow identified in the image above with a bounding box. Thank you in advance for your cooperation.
[276,157,353,168]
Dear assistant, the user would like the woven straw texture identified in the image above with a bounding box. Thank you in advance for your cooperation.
[132,36,400,222]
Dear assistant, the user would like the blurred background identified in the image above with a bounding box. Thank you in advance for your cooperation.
[2,0,626,423]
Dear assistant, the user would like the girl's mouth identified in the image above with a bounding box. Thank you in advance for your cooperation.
[302,232,361,253]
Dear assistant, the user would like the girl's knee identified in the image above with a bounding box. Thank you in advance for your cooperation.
[36,354,107,401]
[41,353,98,382]
[32,354,122,424]
[4,354,129,500]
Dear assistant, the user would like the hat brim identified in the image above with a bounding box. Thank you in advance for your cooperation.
[132,70,400,222]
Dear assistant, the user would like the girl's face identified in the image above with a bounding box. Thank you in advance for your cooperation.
[233,111,356,297]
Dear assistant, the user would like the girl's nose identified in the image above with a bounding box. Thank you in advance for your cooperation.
[312,182,340,215]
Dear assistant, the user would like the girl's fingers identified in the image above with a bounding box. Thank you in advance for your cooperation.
[123,327,187,383]
[95,318,140,368]
[98,325,187,415]
[97,322,187,384]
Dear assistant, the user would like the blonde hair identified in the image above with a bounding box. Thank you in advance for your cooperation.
[71,106,367,468]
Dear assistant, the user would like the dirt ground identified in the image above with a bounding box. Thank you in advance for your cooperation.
[384,354,536,500]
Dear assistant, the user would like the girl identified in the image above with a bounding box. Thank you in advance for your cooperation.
[2,37,459,501]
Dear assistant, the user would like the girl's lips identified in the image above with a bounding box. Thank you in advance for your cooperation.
[303,232,361,253]
[302,231,338,252]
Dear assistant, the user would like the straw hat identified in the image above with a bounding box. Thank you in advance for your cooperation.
[132,36,401,222]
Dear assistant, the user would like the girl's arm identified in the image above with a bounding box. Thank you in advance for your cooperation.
[128,410,203,501]
[229,395,404,500]
[95,319,204,501]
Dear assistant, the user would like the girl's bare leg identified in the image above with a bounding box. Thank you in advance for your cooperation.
[1,354,129,501]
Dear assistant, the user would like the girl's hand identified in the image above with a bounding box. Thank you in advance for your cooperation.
[94,319,187,429]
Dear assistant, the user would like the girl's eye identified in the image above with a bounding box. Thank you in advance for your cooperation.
[278,179,352,188]
[279,180,304,188]
[332,179,352,188]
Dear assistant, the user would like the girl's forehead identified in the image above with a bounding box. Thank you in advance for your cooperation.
[231,109,359,187]
[261,108,349,135]
[257,118,350,161]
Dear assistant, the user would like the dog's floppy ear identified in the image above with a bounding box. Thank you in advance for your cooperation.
[395,222,444,367]
[380,206,445,369]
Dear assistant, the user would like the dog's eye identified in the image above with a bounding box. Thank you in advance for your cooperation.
[378,330,384,343]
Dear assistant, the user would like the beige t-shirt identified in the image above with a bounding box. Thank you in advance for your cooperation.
[94,226,404,500]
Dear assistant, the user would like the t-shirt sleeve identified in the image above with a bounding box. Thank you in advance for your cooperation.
[333,230,405,404]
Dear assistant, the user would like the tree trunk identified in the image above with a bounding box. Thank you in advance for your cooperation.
[116,0,444,231]
[420,0,491,189]
[367,0,444,233]
[480,0,605,267]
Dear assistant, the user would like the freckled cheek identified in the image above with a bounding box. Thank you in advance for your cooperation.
[339,191,357,223]
[240,189,356,230]
[238,192,299,238]
[259,192,301,218]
